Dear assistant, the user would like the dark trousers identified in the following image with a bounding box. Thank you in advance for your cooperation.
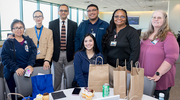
[154,87,171,100]
[34,59,52,67]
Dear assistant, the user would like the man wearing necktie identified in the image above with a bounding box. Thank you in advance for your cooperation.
[49,4,78,91]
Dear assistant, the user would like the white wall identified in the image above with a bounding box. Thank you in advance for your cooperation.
[168,1,180,34]
[99,11,154,34]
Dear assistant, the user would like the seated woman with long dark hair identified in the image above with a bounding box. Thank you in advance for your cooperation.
[1,19,37,100]
[73,33,103,87]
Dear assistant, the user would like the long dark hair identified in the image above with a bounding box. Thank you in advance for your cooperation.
[79,33,100,54]
[102,9,129,52]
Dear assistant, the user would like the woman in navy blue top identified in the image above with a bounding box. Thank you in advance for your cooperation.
[74,33,103,87]
[1,19,37,100]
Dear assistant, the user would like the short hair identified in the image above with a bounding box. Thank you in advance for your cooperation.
[11,19,25,30]
[59,4,69,11]
[87,4,99,10]
[33,10,44,18]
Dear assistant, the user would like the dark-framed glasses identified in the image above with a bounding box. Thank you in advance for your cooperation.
[114,16,126,19]
[59,10,68,12]
[87,9,97,12]
[34,16,43,19]
[13,27,24,31]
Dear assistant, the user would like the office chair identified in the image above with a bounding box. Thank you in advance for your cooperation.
[0,77,6,100]
[64,64,74,89]
[13,66,51,100]
[143,76,156,96]
[127,73,156,97]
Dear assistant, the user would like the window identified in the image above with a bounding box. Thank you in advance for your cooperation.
[78,9,83,25]
[53,5,58,20]
[40,2,50,28]
[0,0,85,41]
[1,0,20,40]
[23,0,37,29]
[71,8,77,22]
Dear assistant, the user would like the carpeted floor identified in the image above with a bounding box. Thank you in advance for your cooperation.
[169,55,180,100]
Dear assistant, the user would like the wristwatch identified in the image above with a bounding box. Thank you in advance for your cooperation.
[156,72,160,76]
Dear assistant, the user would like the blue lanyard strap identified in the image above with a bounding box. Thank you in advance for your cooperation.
[35,25,43,48]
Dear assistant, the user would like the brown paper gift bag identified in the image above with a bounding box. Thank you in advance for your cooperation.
[113,59,127,99]
[128,61,144,100]
[88,56,109,92]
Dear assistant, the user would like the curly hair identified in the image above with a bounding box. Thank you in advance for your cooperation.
[102,9,129,52]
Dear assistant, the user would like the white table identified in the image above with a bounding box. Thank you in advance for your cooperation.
[49,88,158,100]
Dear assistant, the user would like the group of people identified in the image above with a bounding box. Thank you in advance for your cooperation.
[1,3,179,100]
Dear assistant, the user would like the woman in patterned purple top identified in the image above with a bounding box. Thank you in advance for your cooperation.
[139,10,179,100]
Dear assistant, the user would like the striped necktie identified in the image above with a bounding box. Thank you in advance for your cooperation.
[60,21,66,51]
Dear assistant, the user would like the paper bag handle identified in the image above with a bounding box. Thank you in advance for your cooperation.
[116,59,119,68]
[131,61,140,75]
[7,93,26,100]
[95,56,103,65]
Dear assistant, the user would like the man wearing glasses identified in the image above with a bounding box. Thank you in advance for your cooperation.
[75,4,109,52]
[49,4,78,91]
[25,10,53,70]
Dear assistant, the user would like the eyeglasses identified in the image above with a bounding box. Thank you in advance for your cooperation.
[13,27,24,31]
[114,16,126,19]
[152,16,162,20]
[34,16,43,19]
[59,10,68,12]
[87,9,97,13]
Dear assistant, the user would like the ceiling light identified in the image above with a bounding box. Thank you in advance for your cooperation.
[84,1,91,3]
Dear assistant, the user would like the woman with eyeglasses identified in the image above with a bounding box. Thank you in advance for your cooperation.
[102,9,140,87]
[1,19,37,100]
[139,10,179,100]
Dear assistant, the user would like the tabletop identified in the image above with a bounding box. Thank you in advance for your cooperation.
[49,88,158,100]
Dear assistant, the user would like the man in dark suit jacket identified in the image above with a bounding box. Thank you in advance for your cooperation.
[49,4,77,91]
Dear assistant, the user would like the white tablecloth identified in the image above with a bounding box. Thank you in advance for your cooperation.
[49,88,158,100]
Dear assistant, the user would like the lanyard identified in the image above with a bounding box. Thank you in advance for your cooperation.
[35,25,43,48]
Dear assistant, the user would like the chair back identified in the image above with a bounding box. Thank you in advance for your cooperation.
[143,76,156,96]
[64,64,74,89]
[126,73,156,97]
[0,77,5,100]
[13,67,50,97]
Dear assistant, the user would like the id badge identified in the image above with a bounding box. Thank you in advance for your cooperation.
[37,50,41,55]
[151,40,158,45]
[91,33,96,37]
[25,45,29,52]
[110,41,117,46]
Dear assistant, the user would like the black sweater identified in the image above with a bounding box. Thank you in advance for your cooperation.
[103,25,140,71]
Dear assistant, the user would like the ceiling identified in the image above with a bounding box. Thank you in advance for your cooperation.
[41,0,171,12]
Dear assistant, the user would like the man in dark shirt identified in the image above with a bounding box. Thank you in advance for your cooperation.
[75,4,109,52]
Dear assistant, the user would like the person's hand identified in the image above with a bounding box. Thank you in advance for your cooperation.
[25,65,34,74]
[43,61,50,70]
[16,68,24,76]
[7,35,14,39]
[147,75,161,82]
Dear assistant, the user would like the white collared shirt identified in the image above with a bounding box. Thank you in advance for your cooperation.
[59,18,68,41]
